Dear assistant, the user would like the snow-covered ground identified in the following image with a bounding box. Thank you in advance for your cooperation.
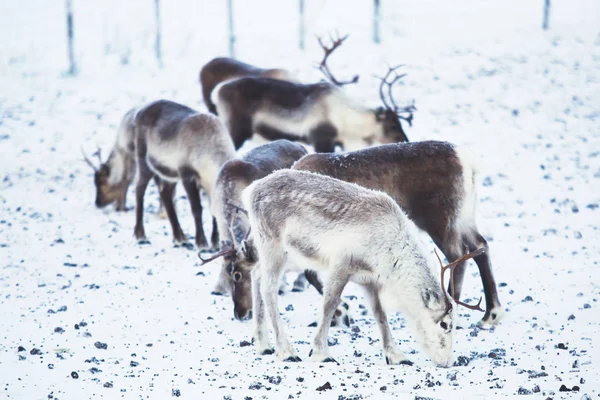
[1,0,599,399]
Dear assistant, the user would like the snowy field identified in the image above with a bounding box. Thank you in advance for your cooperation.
[1,0,599,399]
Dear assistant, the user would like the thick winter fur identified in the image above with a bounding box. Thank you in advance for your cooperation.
[214,77,409,152]
[293,141,503,327]
[211,140,308,305]
[93,108,137,211]
[241,170,456,366]
[200,57,295,115]
[133,100,235,249]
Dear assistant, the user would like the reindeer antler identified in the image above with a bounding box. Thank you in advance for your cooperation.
[94,146,103,164]
[198,205,251,265]
[377,65,416,126]
[316,33,359,87]
[81,146,98,171]
[434,247,486,312]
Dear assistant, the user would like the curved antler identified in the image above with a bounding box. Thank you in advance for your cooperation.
[377,65,416,125]
[435,247,486,312]
[198,204,251,265]
[198,245,236,265]
[81,146,98,171]
[316,32,359,87]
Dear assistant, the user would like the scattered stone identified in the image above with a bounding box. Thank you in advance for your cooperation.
[556,343,568,350]
[130,361,139,367]
[380,386,387,391]
[172,388,181,397]
[240,340,252,347]
[266,375,282,385]
[94,341,108,350]
[103,382,113,388]
[17,346,26,352]
[249,382,265,390]
[454,355,470,366]
[517,387,531,395]
[559,384,571,392]
[447,370,458,381]
[532,385,540,393]
[54,327,64,333]
[316,382,332,391]
[30,348,42,355]
[568,314,576,320]
[528,371,548,379]
[48,364,54,369]
[522,296,533,302]
[71,371,79,379]
[89,367,101,374]
[285,304,294,311]
[583,303,591,309]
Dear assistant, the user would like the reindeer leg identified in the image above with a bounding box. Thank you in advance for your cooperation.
[157,179,185,245]
[133,163,153,243]
[180,168,208,250]
[304,270,351,328]
[252,267,273,355]
[291,272,309,292]
[465,233,504,328]
[210,217,219,251]
[365,284,412,366]
[309,269,349,363]
[154,176,169,219]
[260,249,299,361]
[308,123,338,153]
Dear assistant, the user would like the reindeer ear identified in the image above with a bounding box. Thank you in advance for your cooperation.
[421,288,441,310]
[240,239,257,263]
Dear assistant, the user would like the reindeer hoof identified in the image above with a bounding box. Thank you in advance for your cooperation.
[385,356,413,366]
[478,307,504,329]
[284,355,302,362]
[137,239,151,245]
[175,242,194,250]
[261,348,275,356]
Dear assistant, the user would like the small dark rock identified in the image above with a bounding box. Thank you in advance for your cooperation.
[454,355,470,366]
[499,282,508,287]
[172,388,181,397]
[17,346,26,352]
[316,382,332,391]
[522,296,533,302]
[517,387,531,395]
[308,321,318,327]
[297,377,304,382]
[572,385,580,392]
[240,340,252,347]
[94,342,108,350]
[353,350,362,357]
[103,382,113,388]
[568,314,576,320]
[559,384,571,392]
[285,304,294,311]
[380,386,387,391]
[249,382,264,390]
[583,303,591,309]
[71,371,79,379]
[54,327,64,333]
[130,361,139,367]
[48,364,54,369]
[30,348,42,355]
[532,385,540,393]
[266,375,282,385]
[556,343,567,350]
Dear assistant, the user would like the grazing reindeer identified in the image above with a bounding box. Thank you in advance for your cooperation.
[206,139,308,303]
[293,141,503,328]
[82,108,137,211]
[214,35,415,152]
[200,57,295,115]
[240,170,484,366]
[133,100,235,249]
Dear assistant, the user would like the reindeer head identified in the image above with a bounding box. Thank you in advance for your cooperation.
[81,146,125,209]
[414,248,485,367]
[376,65,416,144]
[199,205,257,321]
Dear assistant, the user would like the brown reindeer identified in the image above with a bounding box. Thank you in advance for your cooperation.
[133,100,235,249]
[213,35,415,152]
[200,57,295,115]
[292,141,503,328]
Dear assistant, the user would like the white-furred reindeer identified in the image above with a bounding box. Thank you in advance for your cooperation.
[133,100,235,249]
[240,170,483,366]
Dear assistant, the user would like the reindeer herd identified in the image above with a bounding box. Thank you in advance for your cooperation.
[81,36,503,367]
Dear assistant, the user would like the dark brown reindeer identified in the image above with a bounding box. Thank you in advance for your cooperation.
[200,57,295,115]
[82,108,137,211]
[213,35,415,152]
[133,100,235,250]
[293,141,503,328]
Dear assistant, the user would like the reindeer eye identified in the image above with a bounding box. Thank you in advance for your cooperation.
[440,321,448,330]
[232,271,242,282]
